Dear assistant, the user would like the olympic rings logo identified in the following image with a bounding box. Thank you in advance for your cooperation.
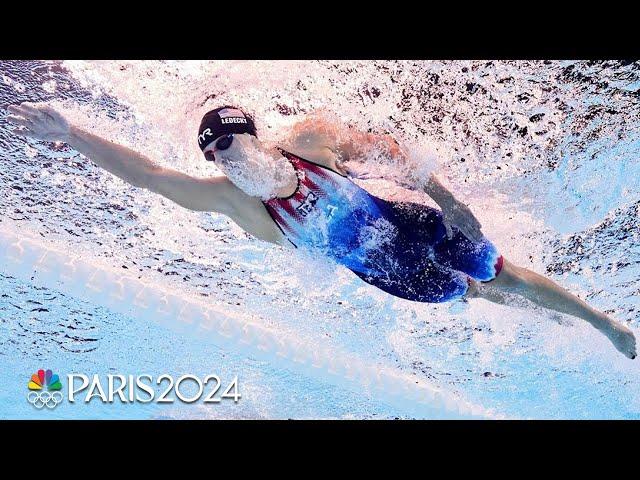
[27,390,64,409]
[27,369,64,410]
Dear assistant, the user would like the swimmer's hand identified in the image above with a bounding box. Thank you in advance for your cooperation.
[422,173,484,242]
[6,103,71,142]
[441,198,484,242]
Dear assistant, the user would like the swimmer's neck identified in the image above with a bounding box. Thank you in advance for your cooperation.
[258,142,341,199]
[265,143,343,199]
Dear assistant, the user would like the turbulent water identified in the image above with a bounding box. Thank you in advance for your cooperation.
[1,60,640,418]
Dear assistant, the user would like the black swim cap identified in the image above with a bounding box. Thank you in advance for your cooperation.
[197,106,257,151]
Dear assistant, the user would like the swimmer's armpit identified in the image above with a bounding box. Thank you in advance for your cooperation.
[290,113,403,164]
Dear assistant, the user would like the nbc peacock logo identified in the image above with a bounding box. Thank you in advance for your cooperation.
[27,369,64,409]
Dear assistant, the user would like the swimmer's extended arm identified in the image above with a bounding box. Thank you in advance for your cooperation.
[64,128,241,214]
[6,102,238,215]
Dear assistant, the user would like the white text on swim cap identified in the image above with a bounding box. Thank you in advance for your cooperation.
[221,118,248,124]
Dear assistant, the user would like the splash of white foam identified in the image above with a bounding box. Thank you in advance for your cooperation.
[214,137,296,200]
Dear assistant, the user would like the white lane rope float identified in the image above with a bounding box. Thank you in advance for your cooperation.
[0,224,498,418]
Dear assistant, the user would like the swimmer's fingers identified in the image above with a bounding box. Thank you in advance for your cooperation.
[447,220,482,242]
[7,115,43,139]
[8,104,69,141]
[473,219,484,242]
[17,102,42,115]
[9,103,59,124]
[7,104,26,114]
[7,105,28,119]
[467,222,484,242]
[11,126,38,139]
[443,220,454,240]
[461,225,478,242]
[458,203,484,242]
[8,103,41,120]
[7,112,40,139]
[467,224,484,243]
[453,218,482,243]
[472,229,484,243]
[6,114,37,129]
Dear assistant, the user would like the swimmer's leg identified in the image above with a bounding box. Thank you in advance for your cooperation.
[467,257,637,359]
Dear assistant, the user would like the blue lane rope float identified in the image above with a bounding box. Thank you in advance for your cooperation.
[0,224,498,418]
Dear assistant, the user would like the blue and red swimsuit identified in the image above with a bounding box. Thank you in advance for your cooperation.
[262,148,503,303]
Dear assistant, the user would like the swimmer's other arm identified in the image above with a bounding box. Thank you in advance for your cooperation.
[340,132,483,241]
[7,103,241,217]
[292,118,484,241]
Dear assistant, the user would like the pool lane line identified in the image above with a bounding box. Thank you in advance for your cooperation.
[0,224,500,419]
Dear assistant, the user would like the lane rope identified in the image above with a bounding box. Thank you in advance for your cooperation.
[0,224,497,418]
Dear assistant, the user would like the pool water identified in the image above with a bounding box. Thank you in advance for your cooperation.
[1,60,639,419]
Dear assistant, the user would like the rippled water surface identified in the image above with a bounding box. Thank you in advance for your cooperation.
[1,60,639,418]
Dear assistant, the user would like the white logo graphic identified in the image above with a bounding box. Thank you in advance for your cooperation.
[67,374,241,404]
[27,390,63,409]
[296,192,319,217]
[326,204,338,220]
[199,127,213,144]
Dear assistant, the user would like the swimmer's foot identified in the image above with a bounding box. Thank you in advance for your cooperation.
[599,321,637,359]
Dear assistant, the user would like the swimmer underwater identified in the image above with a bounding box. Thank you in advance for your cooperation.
[6,102,637,360]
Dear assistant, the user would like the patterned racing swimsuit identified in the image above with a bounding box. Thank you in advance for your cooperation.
[262,148,503,303]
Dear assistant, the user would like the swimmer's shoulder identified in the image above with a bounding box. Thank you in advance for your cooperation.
[280,136,348,176]
[233,200,291,247]
[284,114,355,176]
[208,177,290,246]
